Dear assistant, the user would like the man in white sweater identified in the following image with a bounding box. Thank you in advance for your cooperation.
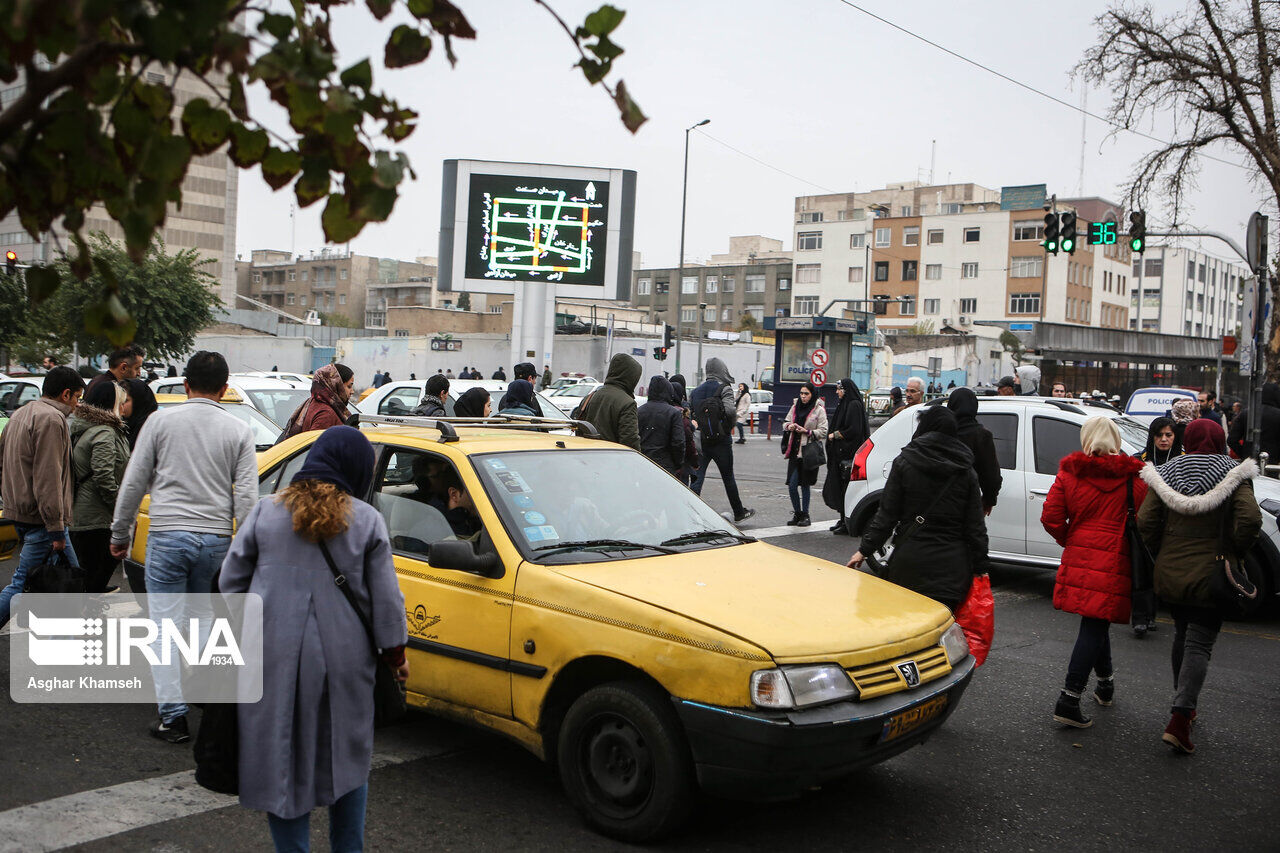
[111,351,257,743]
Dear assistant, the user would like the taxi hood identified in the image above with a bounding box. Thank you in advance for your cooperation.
[548,542,952,664]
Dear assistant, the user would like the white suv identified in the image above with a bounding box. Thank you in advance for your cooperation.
[844,395,1280,601]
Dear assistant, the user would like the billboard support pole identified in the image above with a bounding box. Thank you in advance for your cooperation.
[510,281,557,375]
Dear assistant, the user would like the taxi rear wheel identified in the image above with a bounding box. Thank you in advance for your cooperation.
[557,681,695,842]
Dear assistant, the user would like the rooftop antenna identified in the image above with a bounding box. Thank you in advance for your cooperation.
[1077,88,1087,196]
[929,139,936,185]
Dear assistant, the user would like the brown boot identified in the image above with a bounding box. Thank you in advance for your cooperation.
[1162,710,1195,754]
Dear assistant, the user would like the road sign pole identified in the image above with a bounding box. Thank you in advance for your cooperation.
[1245,213,1269,462]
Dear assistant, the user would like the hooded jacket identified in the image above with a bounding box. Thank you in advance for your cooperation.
[1227,381,1280,461]
[578,353,641,450]
[859,431,988,607]
[637,376,685,472]
[689,358,739,445]
[1041,452,1148,623]
[69,403,131,531]
[1137,455,1261,606]
[947,388,1003,509]
[411,394,446,418]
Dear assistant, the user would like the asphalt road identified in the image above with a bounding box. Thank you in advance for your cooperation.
[1,434,1277,851]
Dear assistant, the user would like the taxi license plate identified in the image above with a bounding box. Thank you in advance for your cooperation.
[878,694,949,744]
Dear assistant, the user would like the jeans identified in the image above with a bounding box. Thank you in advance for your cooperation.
[736,422,746,441]
[145,530,229,723]
[0,525,80,628]
[69,529,117,593]
[690,440,745,515]
[1169,604,1223,713]
[1064,616,1113,694]
[786,460,810,514]
[267,783,369,853]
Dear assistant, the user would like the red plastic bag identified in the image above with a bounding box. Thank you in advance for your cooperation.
[954,574,994,666]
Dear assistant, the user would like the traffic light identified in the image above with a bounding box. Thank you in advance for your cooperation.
[653,346,667,361]
[1060,211,1077,254]
[663,323,674,349]
[1043,213,1060,254]
[4,251,15,276]
[1128,210,1146,253]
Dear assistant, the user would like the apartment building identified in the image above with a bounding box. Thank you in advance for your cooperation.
[237,249,434,327]
[1128,246,1249,338]
[630,236,793,331]
[0,67,240,305]
[791,183,1134,333]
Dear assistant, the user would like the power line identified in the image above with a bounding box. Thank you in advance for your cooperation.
[695,130,843,194]
[833,0,1251,173]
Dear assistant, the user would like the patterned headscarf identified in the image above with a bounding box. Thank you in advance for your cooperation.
[1170,398,1197,425]
[283,363,351,437]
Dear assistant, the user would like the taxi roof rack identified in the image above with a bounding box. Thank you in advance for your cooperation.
[348,413,600,441]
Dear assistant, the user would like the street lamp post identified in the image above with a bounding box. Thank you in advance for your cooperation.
[676,118,710,377]
[697,301,707,382]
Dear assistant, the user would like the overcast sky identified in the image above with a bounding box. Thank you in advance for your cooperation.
[235,0,1264,269]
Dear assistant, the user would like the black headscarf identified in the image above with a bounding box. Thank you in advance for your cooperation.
[792,382,819,424]
[291,425,375,498]
[946,386,979,423]
[913,406,958,439]
[123,378,158,450]
[1140,416,1181,464]
[830,378,865,438]
[504,379,534,407]
[454,387,491,418]
[670,374,688,406]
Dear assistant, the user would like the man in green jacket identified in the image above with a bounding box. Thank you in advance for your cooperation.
[577,353,641,450]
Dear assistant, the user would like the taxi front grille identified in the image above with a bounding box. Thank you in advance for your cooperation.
[847,646,951,700]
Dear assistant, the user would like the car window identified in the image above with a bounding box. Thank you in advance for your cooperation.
[379,386,422,415]
[976,413,1018,470]
[155,381,184,395]
[374,448,480,560]
[221,405,281,449]
[1033,417,1081,475]
[243,389,309,427]
[258,446,312,496]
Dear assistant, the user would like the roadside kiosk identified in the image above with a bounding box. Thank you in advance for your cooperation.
[763,313,876,419]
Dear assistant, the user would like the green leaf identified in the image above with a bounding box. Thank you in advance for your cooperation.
[367,0,393,20]
[372,151,405,189]
[613,79,647,133]
[84,293,138,347]
[228,124,269,168]
[321,193,365,243]
[181,98,231,155]
[227,75,249,120]
[259,13,294,40]
[71,234,92,281]
[577,57,610,84]
[294,163,330,207]
[582,5,625,37]
[587,34,623,62]
[25,266,61,306]
[385,25,432,68]
[406,0,434,17]
[261,147,302,190]
[339,59,372,91]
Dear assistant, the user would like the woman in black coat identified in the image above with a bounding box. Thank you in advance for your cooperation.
[823,378,869,534]
[946,387,1003,513]
[847,407,989,611]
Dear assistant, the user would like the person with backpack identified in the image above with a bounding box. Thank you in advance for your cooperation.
[637,376,685,476]
[690,358,754,523]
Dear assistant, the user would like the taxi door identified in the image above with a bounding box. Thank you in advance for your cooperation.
[975,411,1025,556]
[372,444,515,718]
[1024,415,1080,559]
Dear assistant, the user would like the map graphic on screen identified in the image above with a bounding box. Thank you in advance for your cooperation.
[465,173,610,286]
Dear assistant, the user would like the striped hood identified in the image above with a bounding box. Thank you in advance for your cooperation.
[1140,455,1258,515]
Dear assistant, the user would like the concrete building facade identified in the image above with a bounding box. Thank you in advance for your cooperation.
[1127,246,1249,339]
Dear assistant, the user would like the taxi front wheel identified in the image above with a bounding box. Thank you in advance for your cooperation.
[557,681,695,842]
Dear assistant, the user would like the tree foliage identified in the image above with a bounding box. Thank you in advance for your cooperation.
[0,1,644,343]
[10,234,221,364]
[455,291,471,311]
[318,310,356,327]
[999,330,1026,366]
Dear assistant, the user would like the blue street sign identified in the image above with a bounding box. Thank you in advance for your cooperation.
[1009,323,1034,331]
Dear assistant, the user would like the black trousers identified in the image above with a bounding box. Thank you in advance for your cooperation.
[69,529,118,594]
[690,440,745,515]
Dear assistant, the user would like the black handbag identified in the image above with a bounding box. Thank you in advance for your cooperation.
[1209,508,1259,617]
[193,701,239,794]
[22,549,85,594]
[801,439,826,471]
[317,540,407,728]
[1125,478,1157,627]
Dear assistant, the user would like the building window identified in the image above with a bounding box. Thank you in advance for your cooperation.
[252,272,261,283]
[745,274,766,293]
[722,307,732,321]
[637,278,651,295]
[746,307,765,323]
[1010,256,1043,278]
[722,277,735,292]
[797,231,823,250]
[301,271,308,281]
[927,229,944,245]
[924,298,940,315]
[395,329,410,337]
[1188,260,1196,279]
[849,233,865,249]
[963,227,981,243]
[489,305,503,314]
[1144,258,1163,277]
[299,295,307,306]
[778,277,791,291]
[925,264,942,280]
[680,307,697,323]
[875,227,891,248]
[901,260,918,281]
[286,293,295,305]
[900,206,912,217]
[942,203,962,215]
[705,276,718,294]
[339,268,348,280]
[1198,263,1206,282]
[682,276,698,294]
[848,267,864,284]
[799,211,823,223]
[796,264,820,284]
[960,298,977,313]
[961,262,979,279]
[899,296,916,315]
[288,271,296,281]
[902,226,920,247]
[874,261,889,282]
[1009,292,1041,314]
[339,293,346,305]
[704,306,716,322]
[794,296,820,315]
[1013,221,1044,241]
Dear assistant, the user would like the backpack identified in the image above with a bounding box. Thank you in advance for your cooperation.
[693,384,730,442]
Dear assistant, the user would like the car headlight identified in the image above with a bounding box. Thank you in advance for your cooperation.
[940,622,969,666]
[750,665,857,709]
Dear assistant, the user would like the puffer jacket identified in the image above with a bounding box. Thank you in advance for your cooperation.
[69,404,131,531]
[411,394,446,418]
[1137,455,1261,606]
[578,353,641,450]
[1041,452,1147,623]
[637,376,684,472]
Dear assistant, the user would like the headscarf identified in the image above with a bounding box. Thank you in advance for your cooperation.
[123,378,158,450]
[284,363,352,437]
[831,378,865,438]
[453,387,491,418]
[503,379,534,407]
[912,405,958,439]
[890,386,903,408]
[83,378,121,411]
[1141,416,1182,464]
[291,425,375,498]
[670,374,688,406]
[1170,398,1197,426]
[791,381,819,426]
[946,386,978,423]
[1183,418,1227,455]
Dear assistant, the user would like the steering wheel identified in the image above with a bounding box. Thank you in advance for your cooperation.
[613,508,661,539]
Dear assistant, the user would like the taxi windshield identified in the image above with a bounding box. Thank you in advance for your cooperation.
[471,449,743,562]
[243,389,309,427]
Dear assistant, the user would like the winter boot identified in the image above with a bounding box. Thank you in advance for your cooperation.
[796,513,811,527]
[1093,675,1114,706]
[1162,711,1195,754]
[1053,691,1093,728]
[786,512,802,526]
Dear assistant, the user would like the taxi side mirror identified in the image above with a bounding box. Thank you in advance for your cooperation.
[428,540,503,579]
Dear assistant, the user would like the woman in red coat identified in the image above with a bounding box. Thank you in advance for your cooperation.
[282,363,355,439]
[1040,416,1147,728]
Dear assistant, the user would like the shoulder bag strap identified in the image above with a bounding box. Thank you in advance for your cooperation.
[1125,476,1136,518]
[893,471,963,550]
[317,539,379,653]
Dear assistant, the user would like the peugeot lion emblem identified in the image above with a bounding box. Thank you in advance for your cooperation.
[896,660,921,687]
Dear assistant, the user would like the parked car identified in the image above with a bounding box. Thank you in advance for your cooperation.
[0,377,43,416]
[544,381,603,415]
[549,374,598,391]
[150,374,310,429]
[354,378,569,421]
[867,387,896,418]
[844,395,1280,601]
[748,389,773,416]
[1124,386,1198,425]
[238,370,312,388]
[153,393,283,452]
[121,415,974,842]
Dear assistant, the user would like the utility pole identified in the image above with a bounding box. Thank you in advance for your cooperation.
[676,118,711,377]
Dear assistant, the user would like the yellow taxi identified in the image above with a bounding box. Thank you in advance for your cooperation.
[124,414,974,842]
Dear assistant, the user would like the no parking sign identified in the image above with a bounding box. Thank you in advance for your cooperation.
[810,368,827,386]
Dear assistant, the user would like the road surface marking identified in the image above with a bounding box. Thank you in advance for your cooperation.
[0,727,459,852]
[749,521,839,540]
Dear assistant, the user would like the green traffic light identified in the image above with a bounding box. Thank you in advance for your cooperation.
[1131,237,1144,252]
[1046,240,1057,252]
[1062,239,1074,253]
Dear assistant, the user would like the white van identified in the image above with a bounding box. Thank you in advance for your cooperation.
[1124,386,1198,425]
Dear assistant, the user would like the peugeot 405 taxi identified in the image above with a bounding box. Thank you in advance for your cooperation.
[122,413,974,841]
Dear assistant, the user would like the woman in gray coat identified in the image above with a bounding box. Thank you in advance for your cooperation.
[220,426,407,852]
